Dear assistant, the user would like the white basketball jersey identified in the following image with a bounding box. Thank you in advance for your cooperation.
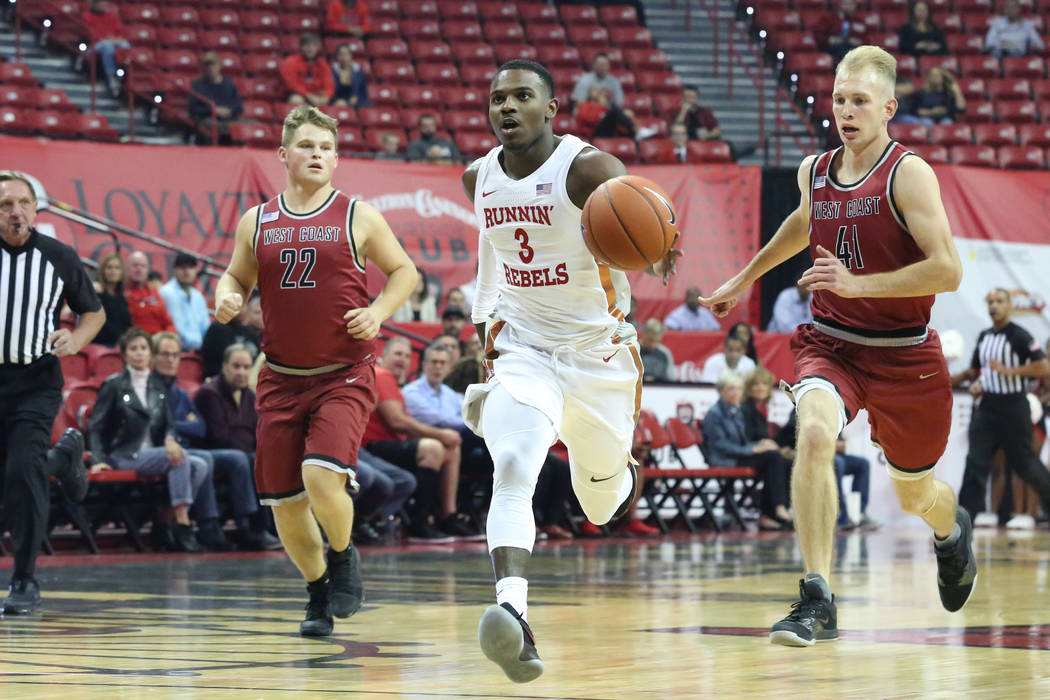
[472,135,631,350]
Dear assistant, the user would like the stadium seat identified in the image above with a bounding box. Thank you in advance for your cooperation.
[177,354,204,385]
[401,19,442,40]
[63,384,99,432]
[1017,123,1050,147]
[987,78,1033,101]
[155,28,198,49]
[537,46,583,69]
[1001,56,1045,80]
[494,44,539,64]
[199,9,240,27]
[996,101,1039,124]
[896,55,918,80]
[958,77,987,101]
[364,127,405,151]
[0,85,38,109]
[911,144,950,164]
[370,85,401,108]
[478,3,519,21]
[755,8,801,32]
[560,5,599,24]
[918,56,960,76]
[888,122,928,145]
[368,39,410,60]
[958,55,1000,78]
[397,108,439,131]
[961,100,996,123]
[242,54,282,76]
[552,113,576,135]
[634,116,667,136]
[357,107,403,129]
[946,34,984,55]
[997,145,1045,169]
[372,61,418,86]
[241,11,282,32]
[242,100,275,123]
[949,144,996,166]
[639,138,678,164]
[607,26,653,48]
[441,86,486,110]
[962,11,994,33]
[285,0,323,11]
[89,348,125,378]
[230,122,279,148]
[443,110,489,132]
[410,41,453,63]
[321,104,357,124]
[371,18,403,38]
[582,50,627,70]
[156,50,198,75]
[337,127,368,153]
[954,0,993,12]
[36,88,77,112]
[973,123,1018,146]
[517,3,559,23]
[199,30,239,51]
[525,23,568,46]
[455,131,498,157]
[216,53,243,77]
[60,353,91,384]
[437,1,479,21]
[636,71,683,95]
[401,85,443,109]
[784,52,833,76]
[484,22,526,43]
[929,123,973,146]
[687,141,733,163]
[125,24,157,45]
[160,6,199,26]
[74,114,120,141]
[440,20,483,42]
[0,62,36,86]
[624,49,669,72]
[416,63,462,86]
[284,14,321,34]
[1032,80,1050,102]
[600,5,640,26]
[451,43,496,66]
[593,137,640,164]
[651,93,682,118]
[623,92,654,116]
[768,30,817,53]
[799,9,833,31]
[460,64,497,88]
[37,110,77,138]
[401,0,439,18]
[121,4,162,25]
[371,0,400,15]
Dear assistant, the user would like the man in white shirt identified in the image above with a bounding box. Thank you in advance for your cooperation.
[664,285,721,331]
[702,334,756,383]
[985,0,1044,56]
[402,345,465,430]
[159,253,211,351]
[670,123,689,164]
[767,279,813,333]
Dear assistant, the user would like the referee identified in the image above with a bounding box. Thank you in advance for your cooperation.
[953,288,1050,522]
[0,171,105,614]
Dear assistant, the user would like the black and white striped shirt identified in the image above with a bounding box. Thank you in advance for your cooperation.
[1,229,101,365]
[970,322,1047,395]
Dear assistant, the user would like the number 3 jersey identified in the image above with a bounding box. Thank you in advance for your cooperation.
[471,134,631,350]
[808,141,934,343]
[252,190,374,370]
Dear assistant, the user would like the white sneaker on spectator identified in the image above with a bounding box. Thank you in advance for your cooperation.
[634,125,660,141]
[973,512,999,528]
[1006,513,1036,530]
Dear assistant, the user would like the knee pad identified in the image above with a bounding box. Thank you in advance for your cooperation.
[787,377,847,435]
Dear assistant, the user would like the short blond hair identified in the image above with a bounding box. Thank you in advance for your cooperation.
[836,45,897,98]
[281,105,338,148]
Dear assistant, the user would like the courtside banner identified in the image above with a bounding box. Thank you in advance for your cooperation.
[0,135,760,325]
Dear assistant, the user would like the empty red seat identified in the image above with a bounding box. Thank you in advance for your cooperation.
[460,64,497,87]
[552,113,577,135]
[959,55,1000,78]
[973,123,1018,146]
[230,122,279,148]
[949,144,996,166]
[243,54,282,76]
[911,144,950,164]
[623,92,654,116]
[76,114,120,141]
[199,9,240,27]
[241,11,282,32]
[440,20,483,42]
[371,18,402,38]
[37,110,78,138]
[370,85,401,107]
[417,63,462,86]
[237,77,284,101]
[958,77,987,101]
[888,122,928,145]
[321,104,357,124]
[567,24,612,46]
[0,85,38,109]
[372,61,418,85]
[121,4,162,24]
[60,353,92,383]
[756,9,801,32]
[997,101,1039,124]
[242,100,275,122]
[954,0,994,11]
[624,49,669,71]
[357,106,403,128]
[216,53,243,77]
[962,10,994,32]
[369,38,410,59]
[945,34,984,54]
[525,23,568,46]
[929,123,973,146]
[451,43,496,65]
[768,30,817,52]
[600,5,640,26]
[283,14,321,34]
[651,93,682,117]
[537,46,583,69]
[0,62,35,86]
[1032,80,1050,102]
[411,41,453,63]
[636,71,682,95]
[784,52,833,76]
[401,19,441,40]
[372,0,400,17]
[592,137,640,163]
[156,50,198,74]
[895,54,918,79]
[484,22,526,43]
[479,3,519,21]
[0,106,30,133]
[987,78,1032,101]
[160,6,199,26]
[155,27,198,49]
[455,131,498,156]
[961,100,996,123]
[437,0,478,21]
[688,141,732,163]
[286,0,323,10]
[639,138,678,164]
[36,88,76,112]
[1001,56,1046,79]
[918,55,960,76]
[1018,124,1050,147]
[517,3,559,23]
[997,145,1045,169]
[494,44,539,64]
[401,0,439,18]
[125,24,157,45]
[200,30,239,51]
[441,86,486,110]
[561,5,599,24]
[401,85,443,109]
[443,110,489,132]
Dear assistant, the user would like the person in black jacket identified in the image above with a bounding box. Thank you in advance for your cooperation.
[92,252,132,347]
[188,51,243,145]
[87,327,213,552]
[200,292,261,380]
[898,1,947,57]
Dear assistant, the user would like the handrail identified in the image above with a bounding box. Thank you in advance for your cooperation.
[726,20,766,151]
[15,3,99,113]
[123,60,220,146]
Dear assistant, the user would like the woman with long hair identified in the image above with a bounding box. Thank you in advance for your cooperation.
[899,1,947,56]
[729,321,759,362]
[92,252,133,347]
[391,269,437,322]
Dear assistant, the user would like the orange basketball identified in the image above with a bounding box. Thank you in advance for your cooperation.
[581,175,678,271]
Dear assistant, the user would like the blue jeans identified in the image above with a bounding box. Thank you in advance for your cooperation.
[835,453,870,523]
[355,448,417,519]
[115,446,212,514]
[188,448,258,520]
[92,39,130,78]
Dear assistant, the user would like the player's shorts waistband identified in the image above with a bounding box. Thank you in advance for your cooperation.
[266,360,350,376]
[812,316,928,348]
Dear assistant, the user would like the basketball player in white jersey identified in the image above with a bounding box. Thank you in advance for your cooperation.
[462,60,680,683]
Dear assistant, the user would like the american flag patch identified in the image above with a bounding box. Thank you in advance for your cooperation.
[813,175,826,189]
[536,183,552,195]
[260,210,279,223]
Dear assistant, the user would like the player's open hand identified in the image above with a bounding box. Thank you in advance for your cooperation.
[344,306,381,340]
[651,233,683,285]
[699,279,744,318]
[798,245,863,298]
[47,328,78,357]
[215,292,244,324]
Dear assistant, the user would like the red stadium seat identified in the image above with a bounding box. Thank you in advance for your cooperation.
[478,3,519,22]
[36,89,77,113]
[784,52,833,76]
[918,56,960,76]
[177,354,204,385]
[410,41,453,63]
[242,54,282,76]
[401,0,439,19]
[455,131,498,157]
[368,39,410,59]
[517,3,559,23]
[949,144,996,166]
[537,46,583,69]
[636,71,683,95]
[639,138,678,164]
[440,20,483,42]
[525,23,568,46]
[494,44,539,64]
[561,6,599,26]
[687,141,732,163]
[0,62,36,86]
[451,43,496,66]
[996,101,1039,124]
[958,55,1000,78]
[987,78,1033,101]
[583,50,628,70]
[284,14,322,34]
[159,6,199,26]
[60,352,91,383]
[443,110,489,132]
[371,0,400,16]
[870,0,909,11]
[755,8,801,32]
[230,122,279,148]
[125,24,157,45]
[242,100,275,123]
[370,18,403,38]
[357,106,403,129]
[441,86,486,110]
[401,85,443,109]
[911,144,950,163]
[484,22,526,43]
[216,53,243,77]
[320,104,357,124]
[372,61,418,86]
[460,64,497,88]
[370,85,401,107]
[553,113,577,135]
[958,77,987,101]
[156,50,198,75]
[896,55,918,79]
[155,27,198,49]
[651,93,683,117]
[241,11,282,32]
[37,110,78,138]
[0,85,38,109]
[954,0,994,11]
[928,123,973,146]
[768,30,817,53]
[962,11,994,33]
[1032,80,1050,102]
[363,127,405,150]
[63,384,99,432]
[401,19,441,40]
[285,0,323,11]
[960,100,996,123]
[200,30,239,51]
[888,122,928,145]
[600,5,640,26]
[607,26,653,48]
[997,145,1045,169]
[1001,56,1046,79]
[592,137,640,164]
[624,49,669,73]
[416,63,462,86]
[397,108,438,130]
[623,92,654,116]
[945,34,984,55]
[121,4,162,25]
[973,123,1018,146]
[71,113,118,142]
[199,9,240,27]
[1018,123,1050,147]
[237,77,284,101]
[437,1,478,20]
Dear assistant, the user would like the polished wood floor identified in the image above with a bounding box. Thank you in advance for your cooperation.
[2,527,1049,699]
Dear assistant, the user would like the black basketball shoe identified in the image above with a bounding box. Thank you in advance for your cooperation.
[770,577,838,647]
[935,506,977,612]
[52,428,88,503]
[610,462,638,522]
[327,543,364,618]
[300,575,334,637]
[478,603,544,683]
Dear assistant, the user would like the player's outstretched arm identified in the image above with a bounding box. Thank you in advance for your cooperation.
[347,201,418,340]
[701,155,815,317]
[214,206,261,324]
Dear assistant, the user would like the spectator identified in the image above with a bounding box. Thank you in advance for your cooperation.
[664,285,720,331]
[440,306,466,339]
[533,454,578,540]
[574,85,638,141]
[280,33,335,107]
[463,332,483,361]
[330,43,370,108]
[125,251,175,336]
[815,0,869,64]
[638,318,675,383]
[391,270,437,322]
[373,132,404,161]
[87,328,211,553]
[381,336,413,386]
[147,270,164,291]
[741,366,778,443]
[201,293,262,381]
[702,333,757,383]
[159,252,211,351]
[702,371,792,530]
[670,123,690,163]
[571,53,625,108]
[673,85,720,141]
[767,275,813,333]
[93,252,133,347]
[325,0,372,38]
[443,287,467,316]
[352,449,417,544]
[191,343,283,550]
[189,51,243,146]
[432,332,463,367]
[895,67,966,126]
[985,0,1044,57]
[729,321,759,363]
[81,0,129,97]
[898,1,947,57]
[405,114,462,164]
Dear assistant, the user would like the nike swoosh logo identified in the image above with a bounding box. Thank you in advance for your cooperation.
[919,372,939,380]
[590,474,617,482]
[643,186,675,225]
[346,376,360,384]
[482,189,498,197]
[602,353,617,362]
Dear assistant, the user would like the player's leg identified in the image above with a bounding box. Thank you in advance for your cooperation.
[271,496,333,636]
[302,465,352,552]
[478,382,554,683]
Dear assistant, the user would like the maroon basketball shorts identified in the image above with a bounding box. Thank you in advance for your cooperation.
[254,361,378,506]
[790,325,953,477]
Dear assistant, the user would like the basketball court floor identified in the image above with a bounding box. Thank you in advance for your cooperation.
[1,526,1048,698]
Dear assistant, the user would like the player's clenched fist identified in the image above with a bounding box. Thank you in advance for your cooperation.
[344,306,380,340]
[215,292,244,324]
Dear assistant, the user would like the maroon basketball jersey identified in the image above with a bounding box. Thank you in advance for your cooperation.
[253,190,373,369]
[808,141,932,342]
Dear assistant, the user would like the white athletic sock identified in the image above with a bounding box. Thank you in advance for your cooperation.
[495,576,529,621]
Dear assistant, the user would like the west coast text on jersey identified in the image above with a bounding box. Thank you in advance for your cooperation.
[812,196,882,221]
[262,225,341,245]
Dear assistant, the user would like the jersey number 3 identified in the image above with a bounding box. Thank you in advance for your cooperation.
[835,225,865,270]
[514,228,534,264]
[279,247,317,289]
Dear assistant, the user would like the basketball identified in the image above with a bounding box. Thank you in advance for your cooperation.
[581,175,678,271]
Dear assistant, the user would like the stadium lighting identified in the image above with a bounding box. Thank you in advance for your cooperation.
[790,73,798,82]
[746,6,754,15]
[807,95,814,104]
[42,18,51,28]
[115,68,125,78]
[153,94,163,104]
[758,29,767,39]
[776,51,784,60]
[822,119,830,128]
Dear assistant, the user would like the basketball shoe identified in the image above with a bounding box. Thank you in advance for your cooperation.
[934,506,977,612]
[327,543,364,618]
[478,603,544,683]
[300,575,334,637]
[769,576,838,647]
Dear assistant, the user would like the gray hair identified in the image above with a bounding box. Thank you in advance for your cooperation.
[715,370,743,391]
[223,343,253,365]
